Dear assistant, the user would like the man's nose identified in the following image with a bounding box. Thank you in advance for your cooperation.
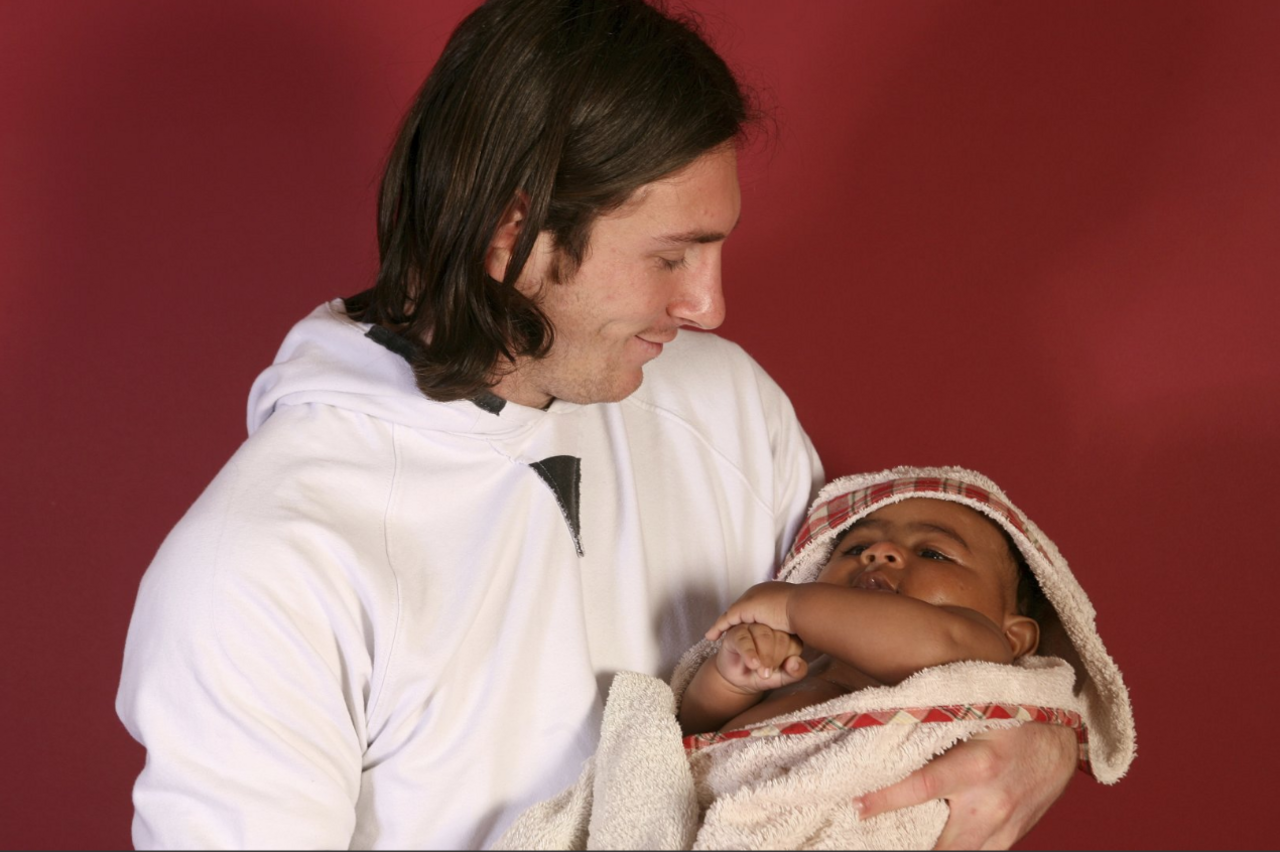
[860,541,907,566]
[669,251,726,330]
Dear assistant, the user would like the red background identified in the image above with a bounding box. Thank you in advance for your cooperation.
[3,1,1276,848]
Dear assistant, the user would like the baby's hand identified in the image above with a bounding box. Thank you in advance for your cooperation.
[715,623,808,693]
[706,581,798,642]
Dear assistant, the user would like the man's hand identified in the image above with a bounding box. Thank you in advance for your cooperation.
[705,581,797,641]
[715,623,808,693]
[855,723,1078,850]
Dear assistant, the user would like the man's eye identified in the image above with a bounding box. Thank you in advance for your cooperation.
[658,255,688,271]
[919,548,951,562]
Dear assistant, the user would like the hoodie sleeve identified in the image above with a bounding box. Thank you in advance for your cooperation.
[116,419,396,849]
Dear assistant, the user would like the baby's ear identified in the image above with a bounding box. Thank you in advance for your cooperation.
[1003,615,1040,659]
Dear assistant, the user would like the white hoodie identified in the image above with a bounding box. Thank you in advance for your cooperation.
[117,300,822,849]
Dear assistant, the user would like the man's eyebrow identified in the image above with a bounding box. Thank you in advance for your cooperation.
[653,214,741,247]
[660,227,732,244]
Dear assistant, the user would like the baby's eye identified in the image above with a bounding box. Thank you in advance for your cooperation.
[919,548,951,562]
[843,543,868,557]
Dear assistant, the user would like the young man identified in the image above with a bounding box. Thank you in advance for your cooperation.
[116,1,1078,848]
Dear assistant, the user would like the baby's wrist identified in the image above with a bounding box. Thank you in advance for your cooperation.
[783,584,805,637]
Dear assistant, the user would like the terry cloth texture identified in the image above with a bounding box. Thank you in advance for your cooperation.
[495,466,1135,850]
[757,466,1137,784]
[495,660,1082,850]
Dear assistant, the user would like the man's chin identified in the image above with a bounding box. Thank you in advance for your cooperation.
[557,370,645,405]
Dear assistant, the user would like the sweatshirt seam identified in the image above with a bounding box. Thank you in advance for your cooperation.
[621,395,773,516]
[366,423,404,727]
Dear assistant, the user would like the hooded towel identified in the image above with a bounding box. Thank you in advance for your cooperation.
[495,466,1136,849]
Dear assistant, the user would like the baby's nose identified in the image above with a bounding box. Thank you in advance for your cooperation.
[861,541,905,565]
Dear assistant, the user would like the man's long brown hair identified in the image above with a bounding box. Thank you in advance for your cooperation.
[345,0,751,401]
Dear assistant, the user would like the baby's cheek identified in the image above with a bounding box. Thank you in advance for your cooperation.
[814,558,854,586]
[905,578,952,606]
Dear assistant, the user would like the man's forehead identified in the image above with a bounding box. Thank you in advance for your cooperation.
[602,146,740,230]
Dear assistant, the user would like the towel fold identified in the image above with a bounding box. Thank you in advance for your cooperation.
[496,466,1135,850]
[495,657,1082,850]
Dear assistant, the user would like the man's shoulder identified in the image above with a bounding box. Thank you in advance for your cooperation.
[163,406,398,557]
[139,411,400,613]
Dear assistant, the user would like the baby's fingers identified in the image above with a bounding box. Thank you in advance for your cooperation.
[742,624,784,676]
[780,654,808,684]
[705,610,745,641]
[723,624,766,671]
[768,626,804,665]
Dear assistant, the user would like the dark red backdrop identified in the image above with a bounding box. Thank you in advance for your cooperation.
[4,2,1276,848]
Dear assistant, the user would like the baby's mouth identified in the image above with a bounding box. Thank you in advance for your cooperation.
[854,571,896,592]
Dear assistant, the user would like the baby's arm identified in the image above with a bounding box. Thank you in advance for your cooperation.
[706,581,1014,685]
[677,623,807,735]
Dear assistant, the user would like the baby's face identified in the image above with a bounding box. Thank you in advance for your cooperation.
[816,498,1019,630]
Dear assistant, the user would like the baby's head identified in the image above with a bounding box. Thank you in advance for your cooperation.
[818,497,1045,659]
[758,466,1136,784]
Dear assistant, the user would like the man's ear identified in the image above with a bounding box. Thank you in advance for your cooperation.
[1003,615,1040,659]
[485,191,531,283]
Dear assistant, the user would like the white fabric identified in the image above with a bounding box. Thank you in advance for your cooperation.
[116,300,822,850]
[494,659,1081,850]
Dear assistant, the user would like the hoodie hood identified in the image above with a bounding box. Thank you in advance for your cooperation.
[246,300,572,438]
[778,465,1136,784]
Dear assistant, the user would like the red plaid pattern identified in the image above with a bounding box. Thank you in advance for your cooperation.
[787,477,1051,565]
[683,703,1092,776]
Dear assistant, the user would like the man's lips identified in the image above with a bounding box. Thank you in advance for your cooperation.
[633,330,678,359]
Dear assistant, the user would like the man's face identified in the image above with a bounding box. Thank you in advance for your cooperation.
[816,499,1020,631]
[493,145,741,407]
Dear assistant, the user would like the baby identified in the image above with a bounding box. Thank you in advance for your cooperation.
[496,466,1135,850]
[679,496,1045,736]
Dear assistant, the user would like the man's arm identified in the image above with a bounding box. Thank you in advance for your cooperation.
[116,461,377,848]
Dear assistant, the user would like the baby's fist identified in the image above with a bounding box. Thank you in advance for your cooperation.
[716,623,807,693]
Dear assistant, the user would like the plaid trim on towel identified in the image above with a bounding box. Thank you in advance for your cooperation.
[683,703,1092,776]
[787,476,1052,565]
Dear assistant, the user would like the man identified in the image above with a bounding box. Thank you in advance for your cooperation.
[117,0,1079,848]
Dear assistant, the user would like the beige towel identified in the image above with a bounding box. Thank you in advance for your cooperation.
[496,466,1136,849]
[758,466,1136,784]
[495,657,1082,850]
